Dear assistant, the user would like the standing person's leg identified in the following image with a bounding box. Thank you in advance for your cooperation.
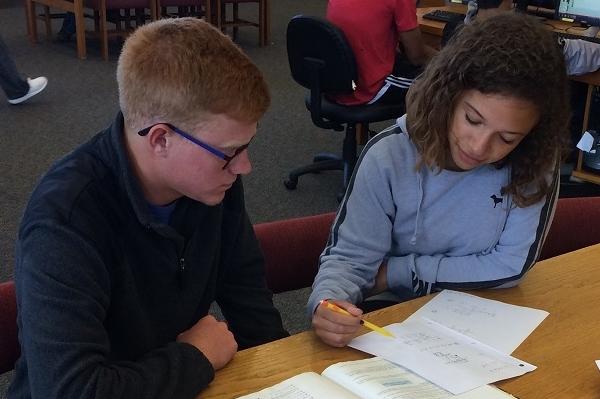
[57,12,76,41]
[0,35,30,100]
[0,34,47,104]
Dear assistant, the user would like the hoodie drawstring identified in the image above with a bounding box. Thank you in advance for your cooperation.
[410,170,424,246]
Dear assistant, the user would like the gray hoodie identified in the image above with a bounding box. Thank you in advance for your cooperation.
[308,115,558,315]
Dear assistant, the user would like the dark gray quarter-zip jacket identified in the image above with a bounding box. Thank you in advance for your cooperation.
[9,113,288,399]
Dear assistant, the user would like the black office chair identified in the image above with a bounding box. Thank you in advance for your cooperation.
[284,15,405,196]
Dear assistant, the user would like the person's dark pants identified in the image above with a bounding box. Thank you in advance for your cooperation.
[372,53,424,106]
[60,10,129,36]
[0,35,28,100]
[60,12,76,35]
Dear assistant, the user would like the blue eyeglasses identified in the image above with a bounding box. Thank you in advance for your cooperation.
[138,123,251,170]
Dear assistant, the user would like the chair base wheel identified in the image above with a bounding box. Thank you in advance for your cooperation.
[284,178,298,190]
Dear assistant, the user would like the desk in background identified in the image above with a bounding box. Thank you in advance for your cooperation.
[571,71,600,184]
[417,4,465,41]
[417,5,591,41]
[202,243,600,398]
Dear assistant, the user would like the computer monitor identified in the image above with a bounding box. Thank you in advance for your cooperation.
[557,0,600,27]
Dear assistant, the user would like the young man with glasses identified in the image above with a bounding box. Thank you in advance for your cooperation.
[9,18,287,399]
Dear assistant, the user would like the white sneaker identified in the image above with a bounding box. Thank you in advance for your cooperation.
[8,77,48,105]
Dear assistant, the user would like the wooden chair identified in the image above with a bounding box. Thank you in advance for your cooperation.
[25,0,87,59]
[156,0,209,20]
[25,0,156,60]
[215,0,266,46]
[85,0,157,60]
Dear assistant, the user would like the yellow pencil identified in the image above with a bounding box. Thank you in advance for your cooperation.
[320,300,395,338]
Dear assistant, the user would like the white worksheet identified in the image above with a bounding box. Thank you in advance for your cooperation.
[349,317,535,395]
[405,290,549,353]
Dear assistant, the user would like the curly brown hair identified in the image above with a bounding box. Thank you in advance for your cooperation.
[406,13,570,207]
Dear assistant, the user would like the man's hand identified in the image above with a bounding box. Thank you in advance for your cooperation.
[177,315,238,370]
[312,300,362,347]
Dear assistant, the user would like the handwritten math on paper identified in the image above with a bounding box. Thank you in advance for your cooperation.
[349,290,548,395]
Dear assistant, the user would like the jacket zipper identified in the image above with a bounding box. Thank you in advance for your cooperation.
[178,257,186,289]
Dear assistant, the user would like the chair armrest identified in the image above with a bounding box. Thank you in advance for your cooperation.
[254,212,335,294]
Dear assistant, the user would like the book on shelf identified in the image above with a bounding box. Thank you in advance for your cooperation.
[237,357,515,399]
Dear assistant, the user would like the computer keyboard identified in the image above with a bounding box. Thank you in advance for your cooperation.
[422,9,466,23]
[557,32,600,45]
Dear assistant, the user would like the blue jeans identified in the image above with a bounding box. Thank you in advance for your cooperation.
[0,35,28,99]
[60,12,76,34]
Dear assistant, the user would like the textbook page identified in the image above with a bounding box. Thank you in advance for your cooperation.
[237,372,360,399]
[322,357,450,399]
[349,318,535,394]
[322,357,514,399]
[405,290,548,353]
[238,357,517,399]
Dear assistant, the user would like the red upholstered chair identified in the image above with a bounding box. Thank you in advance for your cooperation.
[254,212,335,294]
[0,280,19,374]
[540,196,600,260]
[252,196,600,295]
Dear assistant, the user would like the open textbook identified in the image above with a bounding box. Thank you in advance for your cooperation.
[238,357,515,399]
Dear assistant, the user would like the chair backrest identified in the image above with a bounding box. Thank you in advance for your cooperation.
[286,15,356,95]
[540,196,600,260]
[0,280,19,374]
[254,196,600,295]
[254,212,336,294]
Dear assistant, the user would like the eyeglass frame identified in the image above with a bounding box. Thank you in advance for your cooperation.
[137,123,252,170]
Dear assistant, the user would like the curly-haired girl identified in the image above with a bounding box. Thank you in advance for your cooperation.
[308,13,571,347]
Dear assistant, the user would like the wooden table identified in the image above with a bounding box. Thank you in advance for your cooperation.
[202,243,600,398]
[416,5,598,45]
[417,4,465,43]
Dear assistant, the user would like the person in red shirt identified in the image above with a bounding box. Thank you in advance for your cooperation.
[326,0,436,106]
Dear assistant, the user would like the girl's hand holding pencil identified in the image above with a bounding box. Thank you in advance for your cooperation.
[312,299,395,348]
